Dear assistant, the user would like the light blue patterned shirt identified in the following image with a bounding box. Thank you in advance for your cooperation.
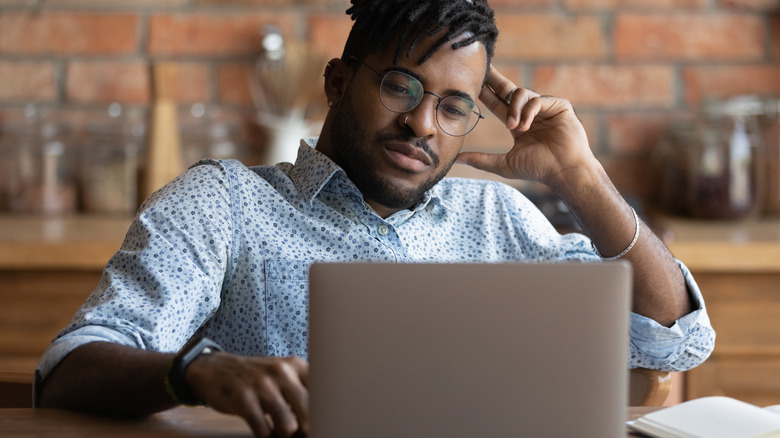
[38,138,714,380]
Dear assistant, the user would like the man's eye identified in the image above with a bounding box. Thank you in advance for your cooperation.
[439,99,470,119]
[382,80,414,97]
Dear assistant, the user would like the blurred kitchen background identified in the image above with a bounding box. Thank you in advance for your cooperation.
[0,0,777,218]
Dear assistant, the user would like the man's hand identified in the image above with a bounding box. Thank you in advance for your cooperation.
[187,353,309,438]
[457,64,597,191]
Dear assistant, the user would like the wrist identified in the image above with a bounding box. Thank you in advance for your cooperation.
[164,337,222,406]
[547,157,605,203]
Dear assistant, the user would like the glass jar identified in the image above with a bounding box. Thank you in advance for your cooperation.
[80,104,145,215]
[655,120,694,217]
[684,97,765,220]
[2,108,78,215]
[760,97,780,215]
[180,104,242,168]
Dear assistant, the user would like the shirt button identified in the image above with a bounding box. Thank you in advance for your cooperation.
[377,225,389,236]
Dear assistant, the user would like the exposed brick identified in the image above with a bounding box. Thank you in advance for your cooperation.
[565,0,708,9]
[0,61,56,101]
[615,14,766,60]
[488,0,553,7]
[683,65,780,105]
[217,63,253,106]
[306,14,352,59]
[577,112,602,152]
[718,0,780,10]
[66,61,150,104]
[533,65,675,108]
[45,0,187,6]
[196,0,338,5]
[495,15,607,60]
[162,62,208,104]
[195,0,290,5]
[607,112,686,155]
[0,12,138,55]
[773,14,780,60]
[463,111,514,152]
[601,155,659,200]
[148,13,295,56]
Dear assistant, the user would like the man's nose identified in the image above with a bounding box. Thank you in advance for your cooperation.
[401,94,439,138]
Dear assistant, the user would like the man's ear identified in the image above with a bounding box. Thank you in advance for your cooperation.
[323,58,352,106]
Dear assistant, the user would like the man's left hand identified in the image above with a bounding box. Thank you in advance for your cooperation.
[457,64,597,192]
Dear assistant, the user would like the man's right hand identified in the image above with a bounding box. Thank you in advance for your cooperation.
[186,353,309,438]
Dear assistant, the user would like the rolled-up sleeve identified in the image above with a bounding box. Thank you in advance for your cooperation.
[36,160,235,382]
[628,260,715,371]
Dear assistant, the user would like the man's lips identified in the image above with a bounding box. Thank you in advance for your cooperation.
[383,142,434,167]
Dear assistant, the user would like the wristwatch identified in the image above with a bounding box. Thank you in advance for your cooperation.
[164,337,223,406]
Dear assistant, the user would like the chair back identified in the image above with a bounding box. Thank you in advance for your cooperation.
[0,371,34,408]
[629,367,672,406]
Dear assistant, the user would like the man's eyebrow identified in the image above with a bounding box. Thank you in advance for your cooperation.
[380,64,476,102]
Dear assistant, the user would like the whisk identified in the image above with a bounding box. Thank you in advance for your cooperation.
[249,26,328,120]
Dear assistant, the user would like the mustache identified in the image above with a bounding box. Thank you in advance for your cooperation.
[375,133,440,167]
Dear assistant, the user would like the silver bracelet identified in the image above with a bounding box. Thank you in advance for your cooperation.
[592,207,640,261]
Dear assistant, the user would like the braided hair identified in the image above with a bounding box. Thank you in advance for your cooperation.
[341,0,498,69]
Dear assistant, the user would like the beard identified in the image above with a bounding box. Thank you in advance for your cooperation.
[328,91,456,211]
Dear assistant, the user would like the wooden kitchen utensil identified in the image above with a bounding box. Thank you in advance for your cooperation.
[142,62,182,201]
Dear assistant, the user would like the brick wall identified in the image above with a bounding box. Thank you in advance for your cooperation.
[1,0,779,201]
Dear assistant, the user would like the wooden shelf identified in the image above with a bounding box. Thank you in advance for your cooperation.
[0,215,131,270]
[3,213,780,271]
[657,215,780,273]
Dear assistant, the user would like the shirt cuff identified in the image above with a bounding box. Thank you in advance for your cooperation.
[35,326,139,383]
[628,260,715,371]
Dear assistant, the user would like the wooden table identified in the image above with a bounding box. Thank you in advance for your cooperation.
[0,406,660,437]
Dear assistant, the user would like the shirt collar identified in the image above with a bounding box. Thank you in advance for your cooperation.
[288,138,353,204]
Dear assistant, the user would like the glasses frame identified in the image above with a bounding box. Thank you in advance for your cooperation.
[349,57,484,137]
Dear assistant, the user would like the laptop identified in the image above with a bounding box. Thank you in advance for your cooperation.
[308,261,632,438]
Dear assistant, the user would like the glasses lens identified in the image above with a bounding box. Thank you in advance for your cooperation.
[377,69,481,137]
[437,96,480,137]
[379,72,423,113]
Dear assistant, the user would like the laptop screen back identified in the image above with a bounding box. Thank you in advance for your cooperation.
[308,262,632,438]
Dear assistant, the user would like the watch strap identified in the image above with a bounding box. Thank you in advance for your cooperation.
[164,337,222,406]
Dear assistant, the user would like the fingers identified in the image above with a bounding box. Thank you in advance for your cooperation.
[196,354,309,438]
[277,357,309,436]
[480,64,541,130]
[256,357,308,438]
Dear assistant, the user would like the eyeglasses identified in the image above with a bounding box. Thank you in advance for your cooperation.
[351,57,484,137]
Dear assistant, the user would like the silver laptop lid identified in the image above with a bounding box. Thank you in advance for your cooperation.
[308,262,631,438]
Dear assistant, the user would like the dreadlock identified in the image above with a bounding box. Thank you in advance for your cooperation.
[341,0,498,68]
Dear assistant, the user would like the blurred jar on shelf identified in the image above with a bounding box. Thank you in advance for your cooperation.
[760,97,780,215]
[0,105,78,215]
[655,118,694,217]
[79,103,145,215]
[180,103,244,168]
[657,96,766,220]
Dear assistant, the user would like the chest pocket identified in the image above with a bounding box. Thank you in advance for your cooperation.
[264,259,310,358]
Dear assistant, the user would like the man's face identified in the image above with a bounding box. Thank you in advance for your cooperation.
[324,35,488,216]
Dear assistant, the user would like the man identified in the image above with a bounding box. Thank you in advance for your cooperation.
[37,0,715,437]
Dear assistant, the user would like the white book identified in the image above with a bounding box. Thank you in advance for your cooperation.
[628,396,780,438]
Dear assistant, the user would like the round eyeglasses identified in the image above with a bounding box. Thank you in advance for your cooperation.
[352,58,484,137]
